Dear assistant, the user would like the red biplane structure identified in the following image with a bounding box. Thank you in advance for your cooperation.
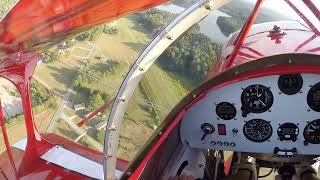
[1,0,320,179]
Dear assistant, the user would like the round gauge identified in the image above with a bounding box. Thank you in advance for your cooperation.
[277,123,299,141]
[307,82,320,112]
[241,84,273,114]
[243,119,272,143]
[303,119,320,144]
[278,74,303,95]
[216,102,236,120]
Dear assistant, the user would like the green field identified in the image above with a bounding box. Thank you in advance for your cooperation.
[33,14,193,161]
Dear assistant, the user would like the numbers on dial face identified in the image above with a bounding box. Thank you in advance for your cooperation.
[241,84,273,113]
[243,119,272,143]
[304,119,320,144]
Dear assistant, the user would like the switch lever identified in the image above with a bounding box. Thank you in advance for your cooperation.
[201,123,215,141]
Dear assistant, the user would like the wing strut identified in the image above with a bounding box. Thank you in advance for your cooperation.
[225,0,264,69]
[284,0,320,35]
[302,0,320,23]
[77,98,115,127]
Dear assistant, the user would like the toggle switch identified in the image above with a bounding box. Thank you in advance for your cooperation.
[201,123,215,141]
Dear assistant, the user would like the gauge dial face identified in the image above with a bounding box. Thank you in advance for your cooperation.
[216,102,236,120]
[277,123,299,141]
[278,74,303,95]
[243,119,272,143]
[241,84,273,113]
[307,82,320,112]
[304,119,320,144]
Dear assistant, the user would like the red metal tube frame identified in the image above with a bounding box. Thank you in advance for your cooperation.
[77,98,115,127]
[285,0,320,35]
[225,0,264,69]
[0,101,18,179]
[302,0,320,22]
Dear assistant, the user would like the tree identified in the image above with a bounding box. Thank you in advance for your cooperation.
[217,16,243,36]
[103,24,119,35]
[30,80,56,108]
[42,50,61,63]
[88,91,111,107]
[96,129,105,144]
[137,9,173,33]
[158,25,222,79]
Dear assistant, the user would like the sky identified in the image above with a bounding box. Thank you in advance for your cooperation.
[247,0,320,30]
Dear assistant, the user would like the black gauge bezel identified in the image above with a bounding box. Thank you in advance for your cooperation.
[243,119,272,143]
[303,119,320,144]
[277,123,299,141]
[278,74,303,95]
[241,84,274,114]
[216,102,236,120]
[307,82,320,112]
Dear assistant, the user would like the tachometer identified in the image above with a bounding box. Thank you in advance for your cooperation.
[303,119,320,144]
[243,119,272,143]
[307,82,320,112]
[241,84,273,116]
[278,74,303,95]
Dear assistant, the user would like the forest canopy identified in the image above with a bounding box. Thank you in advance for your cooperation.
[159,25,222,79]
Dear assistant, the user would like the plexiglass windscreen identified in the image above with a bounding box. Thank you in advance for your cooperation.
[28,0,318,164]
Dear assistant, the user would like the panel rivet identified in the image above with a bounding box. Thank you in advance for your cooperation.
[138,66,144,71]
[109,125,117,131]
[204,2,214,10]
[119,96,126,102]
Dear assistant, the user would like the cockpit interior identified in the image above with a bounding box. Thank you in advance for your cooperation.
[123,54,320,180]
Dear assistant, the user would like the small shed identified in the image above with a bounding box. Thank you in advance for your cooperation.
[74,103,85,111]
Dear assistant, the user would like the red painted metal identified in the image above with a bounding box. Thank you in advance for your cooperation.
[0,0,320,179]
[0,100,18,180]
[129,109,186,179]
[302,0,320,22]
[77,98,115,127]
[294,34,318,52]
[128,64,320,179]
[242,46,264,57]
[0,0,168,178]
[225,0,264,69]
[284,0,320,35]
[0,0,168,56]
[207,21,320,79]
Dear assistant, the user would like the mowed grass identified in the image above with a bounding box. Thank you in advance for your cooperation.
[34,60,76,96]
[34,42,90,96]
[94,18,150,65]
[32,14,193,161]
[121,64,189,160]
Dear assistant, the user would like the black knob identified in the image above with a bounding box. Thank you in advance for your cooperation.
[201,123,215,141]
[232,128,238,134]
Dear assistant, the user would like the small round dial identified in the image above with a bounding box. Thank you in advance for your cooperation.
[304,119,320,144]
[241,84,273,113]
[277,123,299,141]
[307,82,320,112]
[278,74,303,95]
[216,102,236,120]
[243,119,272,143]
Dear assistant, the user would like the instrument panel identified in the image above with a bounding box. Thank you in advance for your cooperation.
[180,73,320,156]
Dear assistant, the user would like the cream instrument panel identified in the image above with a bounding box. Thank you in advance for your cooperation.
[180,74,320,156]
